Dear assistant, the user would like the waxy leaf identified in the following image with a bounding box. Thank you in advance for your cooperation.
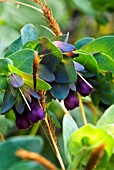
[51,33,69,42]
[21,24,38,45]
[1,86,17,114]
[8,49,34,74]
[54,55,77,83]
[0,136,44,170]
[74,52,98,75]
[51,83,69,100]
[8,74,23,88]
[8,65,51,90]
[75,37,95,49]
[38,64,55,82]
[4,37,22,57]
[63,114,78,164]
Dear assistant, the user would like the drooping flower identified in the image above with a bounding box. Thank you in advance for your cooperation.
[76,73,94,97]
[64,90,79,110]
[1,73,45,129]
[14,98,45,130]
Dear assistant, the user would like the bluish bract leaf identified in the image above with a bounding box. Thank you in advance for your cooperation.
[47,110,61,128]
[37,37,63,72]
[51,83,69,100]
[8,74,23,88]
[4,37,22,57]
[38,64,55,82]
[15,93,25,114]
[8,49,34,74]
[51,33,69,42]
[1,86,17,114]
[21,24,38,45]
[54,55,77,83]
[53,41,75,53]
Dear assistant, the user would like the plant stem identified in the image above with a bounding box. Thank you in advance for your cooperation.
[78,93,87,125]
[29,122,40,136]
[45,117,65,170]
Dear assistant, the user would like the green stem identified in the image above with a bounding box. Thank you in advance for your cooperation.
[45,117,65,170]
[29,122,40,136]
[78,93,87,125]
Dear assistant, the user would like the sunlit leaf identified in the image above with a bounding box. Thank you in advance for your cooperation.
[8,65,51,90]
[8,49,34,74]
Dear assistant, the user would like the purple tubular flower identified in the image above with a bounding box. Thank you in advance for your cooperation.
[15,107,31,130]
[64,90,79,110]
[76,73,94,97]
[28,99,45,123]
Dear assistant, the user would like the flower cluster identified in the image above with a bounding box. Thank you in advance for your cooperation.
[53,41,94,110]
[1,73,45,129]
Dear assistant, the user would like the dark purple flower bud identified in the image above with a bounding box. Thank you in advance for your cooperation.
[76,74,94,97]
[15,107,31,130]
[64,90,79,110]
[28,99,45,123]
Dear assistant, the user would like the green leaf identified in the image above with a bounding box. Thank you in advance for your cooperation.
[74,52,98,75]
[8,65,51,90]
[96,105,114,137]
[21,24,38,45]
[68,124,114,168]
[63,114,78,164]
[4,37,22,57]
[91,0,114,11]
[82,36,114,73]
[0,115,8,135]
[75,37,95,49]
[37,37,63,72]
[0,58,13,76]
[8,161,46,170]
[93,53,114,73]
[0,136,44,170]
[51,33,69,42]
[38,64,55,82]
[8,49,35,74]
[54,55,77,83]
[51,83,69,100]
[0,76,8,90]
